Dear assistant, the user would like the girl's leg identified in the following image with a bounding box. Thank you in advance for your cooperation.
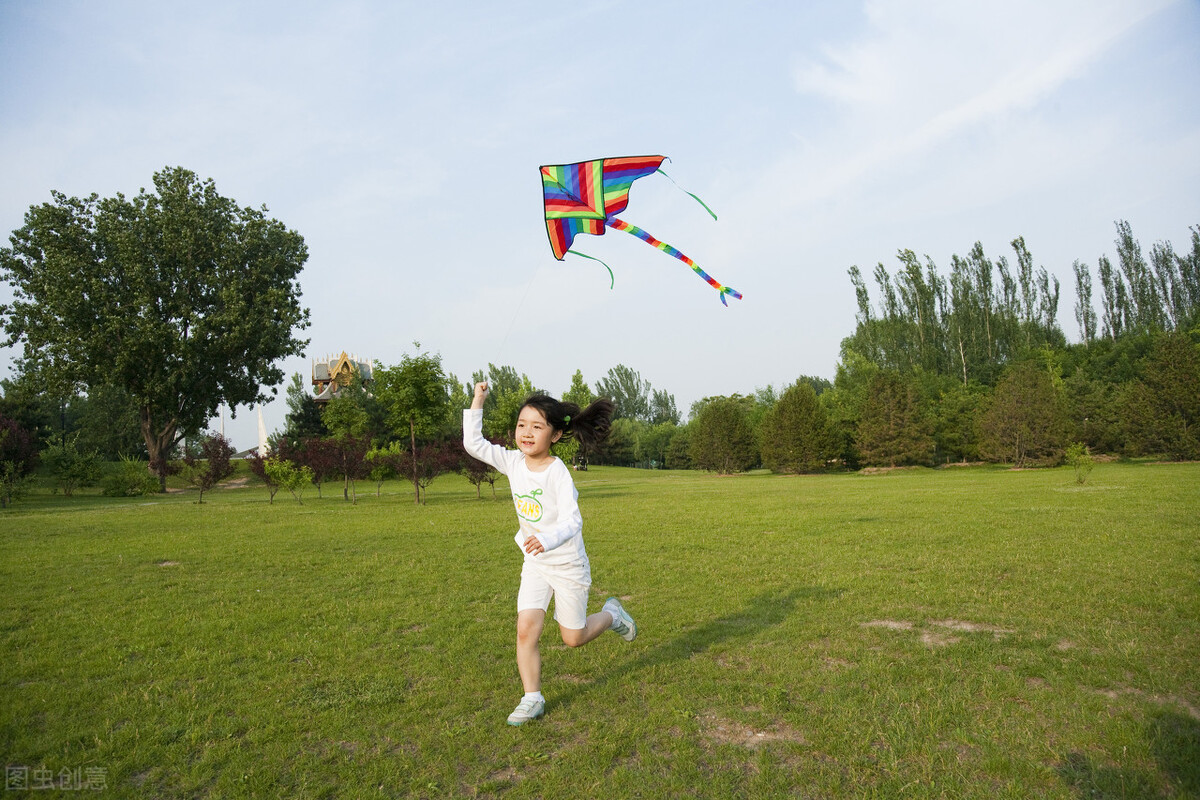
[558,609,614,648]
[516,609,545,692]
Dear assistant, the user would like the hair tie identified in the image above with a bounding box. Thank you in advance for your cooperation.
[563,414,571,424]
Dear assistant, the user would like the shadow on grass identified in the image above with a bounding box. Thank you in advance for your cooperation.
[1057,710,1200,798]
[552,587,838,713]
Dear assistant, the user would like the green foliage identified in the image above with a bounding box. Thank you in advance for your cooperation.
[365,441,405,496]
[0,167,311,482]
[856,371,935,468]
[101,456,161,497]
[42,433,103,496]
[0,460,33,508]
[664,425,693,469]
[635,422,677,468]
[1065,442,1095,485]
[601,418,644,467]
[1120,332,1200,459]
[263,457,313,504]
[689,396,757,474]
[562,369,595,409]
[284,372,327,439]
[321,394,369,440]
[375,347,452,443]
[979,360,1069,467]
[760,382,838,473]
[596,364,651,422]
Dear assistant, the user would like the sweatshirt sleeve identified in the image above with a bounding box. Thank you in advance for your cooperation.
[532,461,583,553]
[462,408,511,474]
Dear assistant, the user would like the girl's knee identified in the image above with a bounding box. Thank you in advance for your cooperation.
[517,612,544,645]
[559,628,586,648]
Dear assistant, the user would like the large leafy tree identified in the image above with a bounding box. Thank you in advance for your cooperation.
[0,167,310,487]
[979,360,1068,467]
[374,347,452,503]
[689,396,757,474]
[596,364,651,422]
[760,382,837,474]
[1120,332,1200,460]
[855,371,935,468]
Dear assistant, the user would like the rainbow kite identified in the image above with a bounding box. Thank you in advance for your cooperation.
[540,155,742,305]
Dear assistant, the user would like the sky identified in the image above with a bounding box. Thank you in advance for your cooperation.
[2,0,1198,450]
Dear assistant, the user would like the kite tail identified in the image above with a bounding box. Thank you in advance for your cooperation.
[565,249,615,289]
[656,168,718,221]
[608,217,742,305]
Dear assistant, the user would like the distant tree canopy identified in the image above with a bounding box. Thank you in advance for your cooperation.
[0,166,310,487]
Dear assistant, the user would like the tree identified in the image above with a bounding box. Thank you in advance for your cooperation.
[855,371,935,468]
[0,414,39,508]
[596,364,651,422]
[374,346,453,503]
[43,433,102,496]
[636,422,677,468]
[1121,332,1200,460]
[760,382,837,473]
[284,372,327,440]
[322,394,370,502]
[649,389,680,426]
[0,167,310,489]
[664,426,693,469]
[563,370,595,409]
[600,418,643,466]
[459,438,504,499]
[689,396,757,474]
[979,361,1067,467]
[398,440,458,505]
[180,433,236,504]
[365,441,406,496]
[266,457,313,504]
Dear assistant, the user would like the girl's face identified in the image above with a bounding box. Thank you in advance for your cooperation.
[515,405,561,459]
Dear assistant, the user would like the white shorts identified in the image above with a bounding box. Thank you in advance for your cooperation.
[517,558,592,630]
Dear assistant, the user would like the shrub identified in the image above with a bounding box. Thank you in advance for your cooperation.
[43,434,103,496]
[102,456,161,497]
[1065,442,1095,485]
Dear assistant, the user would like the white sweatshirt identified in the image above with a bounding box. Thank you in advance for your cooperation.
[462,409,589,568]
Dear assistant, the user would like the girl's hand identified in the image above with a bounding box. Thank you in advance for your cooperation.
[523,535,544,555]
[471,381,488,409]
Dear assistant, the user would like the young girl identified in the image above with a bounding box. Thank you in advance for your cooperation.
[463,382,636,726]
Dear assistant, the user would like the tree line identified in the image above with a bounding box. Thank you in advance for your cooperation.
[1,165,1197,505]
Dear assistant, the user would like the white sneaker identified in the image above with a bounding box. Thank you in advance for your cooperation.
[603,597,637,642]
[506,697,545,726]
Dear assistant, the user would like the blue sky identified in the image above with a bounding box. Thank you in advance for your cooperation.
[2,0,1198,449]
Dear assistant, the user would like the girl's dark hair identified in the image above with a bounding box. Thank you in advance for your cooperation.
[520,393,615,449]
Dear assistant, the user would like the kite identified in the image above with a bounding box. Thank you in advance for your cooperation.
[540,155,742,305]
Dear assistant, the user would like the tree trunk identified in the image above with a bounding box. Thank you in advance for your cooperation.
[410,418,419,504]
[141,409,178,492]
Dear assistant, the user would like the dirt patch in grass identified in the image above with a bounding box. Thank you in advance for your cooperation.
[929,619,1014,637]
[921,630,961,648]
[861,619,913,631]
[156,560,180,567]
[699,713,807,749]
[862,618,1013,647]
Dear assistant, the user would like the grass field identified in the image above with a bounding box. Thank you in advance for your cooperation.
[2,462,1198,799]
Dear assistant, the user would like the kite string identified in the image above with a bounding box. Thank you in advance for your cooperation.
[495,264,540,364]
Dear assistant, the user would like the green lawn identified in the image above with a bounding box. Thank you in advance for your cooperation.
[2,462,1197,798]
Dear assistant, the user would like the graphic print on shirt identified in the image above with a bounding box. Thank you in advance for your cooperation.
[513,488,543,522]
